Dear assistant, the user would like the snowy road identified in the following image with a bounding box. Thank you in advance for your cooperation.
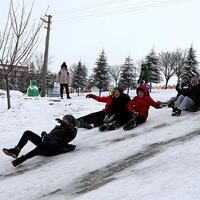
[1,89,200,200]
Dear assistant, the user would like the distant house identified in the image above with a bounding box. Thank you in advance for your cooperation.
[0,64,29,77]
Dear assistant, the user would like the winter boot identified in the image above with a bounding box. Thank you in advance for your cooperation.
[12,155,26,167]
[172,107,178,116]
[2,146,20,158]
[176,109,182,116]
[107,121,120,131]
[99,124,107,132]
[123,119,137,131]
[77,119,86,128]
[85,123,94,129]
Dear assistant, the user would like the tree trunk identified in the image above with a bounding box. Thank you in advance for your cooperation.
[127,85,130,94]
[150,82,152,93]
[165,79,169,89]
[99,89,101,97]
[77,87,79,96]
[6,78,11,109]
[177,75,181,85]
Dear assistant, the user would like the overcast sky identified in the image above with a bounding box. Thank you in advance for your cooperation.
[1,0,200,84]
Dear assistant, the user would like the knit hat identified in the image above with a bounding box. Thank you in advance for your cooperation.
[63,115,77,127]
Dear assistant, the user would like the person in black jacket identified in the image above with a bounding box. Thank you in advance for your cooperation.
[99,87,131,131]
[2,115,77,167]
[172,77,200,116]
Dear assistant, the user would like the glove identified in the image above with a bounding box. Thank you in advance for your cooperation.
[103,114,115,124]
[55,118,63,124]
[157,101,167,108]
[131,111,138,119]
[41,131,47,137]
[86,94,95,99]
[41,131,48,141]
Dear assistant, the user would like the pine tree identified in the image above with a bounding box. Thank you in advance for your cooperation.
[182,46,199,79]
[145,49,162,84]
[71,61,88,95]
[118,56,136,93]
[92,50,109,96]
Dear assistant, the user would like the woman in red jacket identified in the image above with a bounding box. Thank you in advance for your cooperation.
[124,84,161,130]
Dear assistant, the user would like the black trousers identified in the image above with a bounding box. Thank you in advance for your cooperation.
[60,83,70,98]
[135,114,146,125]
[17,130,60,160]
[77,110,106,127]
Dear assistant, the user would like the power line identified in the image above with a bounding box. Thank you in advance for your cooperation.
[54,0,194,24]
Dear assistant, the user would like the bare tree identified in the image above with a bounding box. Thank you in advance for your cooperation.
[158,51,176,88]
[108,65,122,87]
[173,49,187,84]
[0,0,43,109]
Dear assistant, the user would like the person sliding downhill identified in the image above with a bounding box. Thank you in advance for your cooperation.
[123,84,162,131]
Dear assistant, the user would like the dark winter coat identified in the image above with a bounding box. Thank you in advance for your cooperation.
[175,83,191,97]
[188,84,200,107]
[127,84,160,120]
[106,93,131,124]
[44,123,77,148]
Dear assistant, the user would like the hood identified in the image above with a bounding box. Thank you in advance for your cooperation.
[136,84,149,96]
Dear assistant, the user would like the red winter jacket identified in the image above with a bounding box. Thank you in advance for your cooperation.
[127,84,160,120]
[93,95,112,112]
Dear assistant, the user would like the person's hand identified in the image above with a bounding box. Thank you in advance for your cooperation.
[157,101,167,108]
[55,118,62,124]
[41,131,47,137]
[132,111,138,118]
[86,94,95,99]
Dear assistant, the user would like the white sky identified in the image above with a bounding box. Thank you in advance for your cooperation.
[1,0,200,84]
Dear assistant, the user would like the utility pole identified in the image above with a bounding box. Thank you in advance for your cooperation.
[41,15,52,97]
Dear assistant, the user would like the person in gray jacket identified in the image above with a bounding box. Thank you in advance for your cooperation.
[57,62,71,99]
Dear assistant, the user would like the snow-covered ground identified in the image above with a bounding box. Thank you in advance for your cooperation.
[0,89,200,200]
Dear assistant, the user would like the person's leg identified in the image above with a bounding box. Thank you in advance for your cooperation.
[174,95,184,108]
[60,84,64,98]
[65,84,71,98]
[123,114,145,131]
[135,115,146,125]
[77,111,105,128]
[2,130,41,158]
[178,96,195,111]
[17,130,42,149]
[12,141,59,167]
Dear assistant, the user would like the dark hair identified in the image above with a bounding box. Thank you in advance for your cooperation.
[61,62,67,68]
[63,115,77,127]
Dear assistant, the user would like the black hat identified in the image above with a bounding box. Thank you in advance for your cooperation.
[63,115,77,127]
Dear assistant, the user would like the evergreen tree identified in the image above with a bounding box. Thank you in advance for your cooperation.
[145,49,163,84]
[71,61,88,95]
[92,50,109,96]
[118,56,136,93]
[182,45,199,79]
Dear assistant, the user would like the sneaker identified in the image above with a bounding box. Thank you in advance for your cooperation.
[123,119,137,131]
[2,147,20,158]
[67,96,71,99]
[12,155,26,167]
